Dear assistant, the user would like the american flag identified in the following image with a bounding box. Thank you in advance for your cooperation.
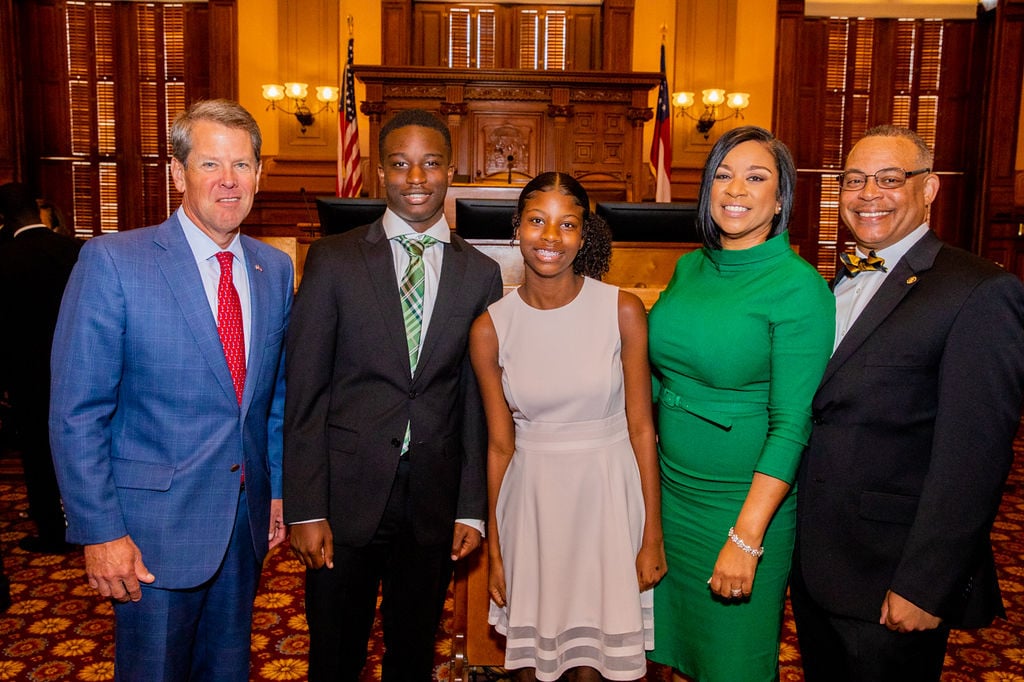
[650,44,672,203]
[338,36,362,198]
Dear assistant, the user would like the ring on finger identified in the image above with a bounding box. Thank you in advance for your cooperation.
[730,588,743,597]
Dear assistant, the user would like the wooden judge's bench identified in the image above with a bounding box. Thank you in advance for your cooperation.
[353,66,661,205]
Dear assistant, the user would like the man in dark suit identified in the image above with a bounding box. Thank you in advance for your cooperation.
[50,99,292,681]
[0,182,80,554]
[791,125,1024,681]
[284,109,503,681]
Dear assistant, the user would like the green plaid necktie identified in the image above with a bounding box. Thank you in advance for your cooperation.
[396,234,438,373]
[395,234,438,454]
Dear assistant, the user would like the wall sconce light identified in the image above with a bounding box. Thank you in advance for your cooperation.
[672,89,750,139]
[261,82,339,133]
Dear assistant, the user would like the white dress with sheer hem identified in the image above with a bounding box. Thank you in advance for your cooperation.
[487,277,653,682]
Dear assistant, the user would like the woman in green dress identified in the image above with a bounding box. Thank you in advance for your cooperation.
[647,126,834,681]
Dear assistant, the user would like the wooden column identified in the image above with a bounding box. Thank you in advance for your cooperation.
[0,0,21,183]
[979,0,1024,276]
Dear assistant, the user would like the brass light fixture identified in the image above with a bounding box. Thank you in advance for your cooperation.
[260,82,339,133]
[672,89,750,139]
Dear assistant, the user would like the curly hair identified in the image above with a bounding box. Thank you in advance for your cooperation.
[511,171,612,280]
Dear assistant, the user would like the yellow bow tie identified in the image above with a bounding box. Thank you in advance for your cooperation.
[840,250,887,278]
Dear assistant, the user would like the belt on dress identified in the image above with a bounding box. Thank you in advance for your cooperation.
[657,380,767,430]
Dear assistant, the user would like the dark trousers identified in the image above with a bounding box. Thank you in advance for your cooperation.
[113,490,260,682]
[10,391,66,542]
[790,566,950,682]
[305,457,454,682]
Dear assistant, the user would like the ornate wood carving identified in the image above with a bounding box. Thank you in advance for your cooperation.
[546,104,574,119]
[354,66,658,202]
[465,86,551,102]
[480,121,533,178]
[439,102,469,117]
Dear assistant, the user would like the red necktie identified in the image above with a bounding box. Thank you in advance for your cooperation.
[215,252,246,404]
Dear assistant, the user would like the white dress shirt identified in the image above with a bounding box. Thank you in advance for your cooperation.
[178,206,252,359]
[382,210,484,535]
[382,208,452,357]
[833,223,930,353]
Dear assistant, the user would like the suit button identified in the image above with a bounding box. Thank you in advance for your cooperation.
[391,438,401,448]
[812,415,824,425]
[230,464,241,472]
[408,390,417,399]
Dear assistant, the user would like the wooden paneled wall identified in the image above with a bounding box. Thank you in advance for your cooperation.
[979,0,1024,278]
[353,67,659,207]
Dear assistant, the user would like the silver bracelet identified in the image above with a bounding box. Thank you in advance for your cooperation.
[728,527,764,558]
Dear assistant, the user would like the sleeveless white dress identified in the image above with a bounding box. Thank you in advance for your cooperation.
[487,277,654,681]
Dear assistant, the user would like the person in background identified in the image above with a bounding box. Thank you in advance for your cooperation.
[49,99,292,681]
[284,108,503,681]
[647,126,835,681]
[791,125,1024,681]
[470,172,665,681]
[0,182,81,554]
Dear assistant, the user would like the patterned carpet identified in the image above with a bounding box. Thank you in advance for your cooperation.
[1,424,1023,681]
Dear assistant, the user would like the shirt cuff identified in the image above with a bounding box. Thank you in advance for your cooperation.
[456,518,486,537]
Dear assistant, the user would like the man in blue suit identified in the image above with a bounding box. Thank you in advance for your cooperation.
[49,99,292,681]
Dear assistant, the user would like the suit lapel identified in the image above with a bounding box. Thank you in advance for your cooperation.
[240,237,268,413]
[416,238,467,379]
[360,221,413,379]
[153,217,239,406]
[821,231,941,386]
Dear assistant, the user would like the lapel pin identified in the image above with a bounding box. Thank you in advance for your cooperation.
[255,264,263,272]
[906,275,917,285]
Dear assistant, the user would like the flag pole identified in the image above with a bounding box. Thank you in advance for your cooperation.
[338,15,363,198]
[650,25,673,203]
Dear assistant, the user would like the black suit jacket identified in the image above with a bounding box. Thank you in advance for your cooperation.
[283,220,503,546]
[796,231,1024,628]
[0,226,81,402]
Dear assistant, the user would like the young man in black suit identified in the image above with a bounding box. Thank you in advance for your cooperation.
[284,109,503,681]
[0,182,80,554]
[791,125,1024,681]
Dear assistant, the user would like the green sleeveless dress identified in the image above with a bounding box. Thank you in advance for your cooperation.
[647,232,834,681]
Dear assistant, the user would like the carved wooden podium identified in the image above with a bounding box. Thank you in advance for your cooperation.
[354,66,659,205]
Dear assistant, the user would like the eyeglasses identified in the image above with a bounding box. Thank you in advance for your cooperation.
[834,167,931,192]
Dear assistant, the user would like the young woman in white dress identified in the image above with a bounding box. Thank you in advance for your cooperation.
[469,172,666,682]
